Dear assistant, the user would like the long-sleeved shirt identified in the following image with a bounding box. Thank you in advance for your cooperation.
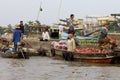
[67,38,76,51]
[13,29,22,43]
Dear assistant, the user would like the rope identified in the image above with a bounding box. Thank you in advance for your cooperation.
[57,0,62,22]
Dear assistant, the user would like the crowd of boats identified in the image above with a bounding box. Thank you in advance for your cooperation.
[0,26,120,64]
[0,14,120,64]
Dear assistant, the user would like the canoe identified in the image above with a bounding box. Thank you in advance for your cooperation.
[0,51,29,59]
[50,48,120,64]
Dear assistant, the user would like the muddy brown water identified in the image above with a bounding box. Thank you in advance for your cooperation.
[0,56,120,80]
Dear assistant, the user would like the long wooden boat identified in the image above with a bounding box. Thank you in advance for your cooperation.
[50,48,120,64]
[0,51,29,59]
[0,40,52,58]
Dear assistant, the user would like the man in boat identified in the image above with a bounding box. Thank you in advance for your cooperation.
[67,14,78,35]
[19,21,24,39]
[12,25,22,53]
[19,21,24,34]
[67,14,75,27]
[98,23,117,50]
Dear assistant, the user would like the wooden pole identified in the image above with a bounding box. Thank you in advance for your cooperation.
[37,2,42,21]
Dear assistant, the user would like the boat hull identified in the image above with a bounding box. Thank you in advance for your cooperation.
[51,48,118,64]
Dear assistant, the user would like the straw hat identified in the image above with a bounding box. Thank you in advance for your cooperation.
[68,34,73,38]
[15,24,20,28]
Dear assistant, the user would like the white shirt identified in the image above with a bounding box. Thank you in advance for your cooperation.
[67,38,76,51]
[42,31,50,40]
[59,25,64,34]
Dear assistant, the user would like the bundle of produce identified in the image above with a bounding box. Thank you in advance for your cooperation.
[73,48,109,54]
[51,40,67,50]
[78,39,98,44]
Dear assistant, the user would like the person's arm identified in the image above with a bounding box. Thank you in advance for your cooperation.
[106,35,112,40]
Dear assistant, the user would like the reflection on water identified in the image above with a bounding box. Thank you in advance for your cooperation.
[0,56,120,80]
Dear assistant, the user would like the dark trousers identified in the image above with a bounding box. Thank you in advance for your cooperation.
[14,43,18,52]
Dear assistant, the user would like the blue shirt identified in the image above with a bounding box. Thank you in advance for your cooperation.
[13,29,22,43]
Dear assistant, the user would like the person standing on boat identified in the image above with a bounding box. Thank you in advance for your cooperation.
[19,21,24,34]
[67,14,76,35]
[19,21,24,39]
[67,34,76,51]
[67,14,76,27]
[12,25,22,52]
[98,23,117,50]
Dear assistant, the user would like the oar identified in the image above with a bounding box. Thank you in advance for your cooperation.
[84,29,100,37]
[19,48,25,59]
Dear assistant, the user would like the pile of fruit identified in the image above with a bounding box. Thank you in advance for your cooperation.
[73,48,109,54]
[51,40,67,50]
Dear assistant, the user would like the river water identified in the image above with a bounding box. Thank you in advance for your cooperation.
[0,56,120,80]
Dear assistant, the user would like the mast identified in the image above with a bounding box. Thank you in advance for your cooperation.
[37,2,42,21]
[57,0,62,23]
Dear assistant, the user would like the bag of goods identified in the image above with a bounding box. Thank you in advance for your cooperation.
[58,45,63,49]
[62,44,67,50]
[53,43,59,49]
[51,41,56,46]
[59,40,66,45]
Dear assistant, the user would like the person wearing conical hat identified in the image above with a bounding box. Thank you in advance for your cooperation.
[12,24,22,52]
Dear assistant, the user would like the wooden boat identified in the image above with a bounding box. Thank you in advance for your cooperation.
[50,48,120,64]
[0,51,29,59]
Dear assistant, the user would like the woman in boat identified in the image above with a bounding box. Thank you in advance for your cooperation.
[67,34,76,51]
[12,25,22,52]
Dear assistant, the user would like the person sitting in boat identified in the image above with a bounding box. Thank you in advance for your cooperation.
[41,29,50,41]
[67,34,76,51]
[12,25,22,53]
[98,23,117,50]
[0,40,9,53]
